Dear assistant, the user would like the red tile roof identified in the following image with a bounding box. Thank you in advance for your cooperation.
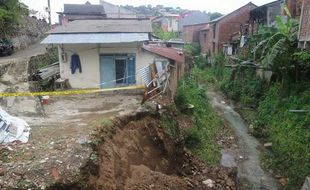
[142,45,185,63]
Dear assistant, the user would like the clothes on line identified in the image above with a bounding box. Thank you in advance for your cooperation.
[70,53,82,74]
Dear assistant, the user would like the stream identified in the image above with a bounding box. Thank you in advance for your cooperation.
[207,89,280,190]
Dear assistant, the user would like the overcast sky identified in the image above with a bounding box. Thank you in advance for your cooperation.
[21,0,273,23]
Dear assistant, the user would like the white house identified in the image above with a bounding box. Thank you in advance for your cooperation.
[41,19,185,90]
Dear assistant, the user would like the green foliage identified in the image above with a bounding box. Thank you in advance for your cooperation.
[29,48,58,70]
[255,84,310,187]
[184,43,201,56]
[160,106,181,141]
[0,0,29,37]
[207,12,223,21]
[152,23,179,40]
[175,76,222,165]
[252,8,300,85]
[213,52,227,80]
[193,55,208,69]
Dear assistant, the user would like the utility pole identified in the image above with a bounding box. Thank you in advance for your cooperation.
[47,0,52,27]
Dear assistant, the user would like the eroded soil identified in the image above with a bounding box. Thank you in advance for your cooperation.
[48,112,238,190]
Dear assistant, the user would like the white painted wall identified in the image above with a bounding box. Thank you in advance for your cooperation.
[58,43,161,89]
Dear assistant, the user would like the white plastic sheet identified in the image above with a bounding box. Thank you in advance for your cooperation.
[0,108,30,144]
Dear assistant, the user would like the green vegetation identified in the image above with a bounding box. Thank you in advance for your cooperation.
[0,0,28,37]
[152,23,179,40]
[174,76,222,165]
[29,48,58,70]
[184,43,201,56]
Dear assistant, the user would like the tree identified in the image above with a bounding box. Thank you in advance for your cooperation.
[208,12,223,21]
[0,0,28,37]
[152,23,179,40]
[252,7,299,86]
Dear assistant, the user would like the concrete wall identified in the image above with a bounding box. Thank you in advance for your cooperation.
[58,43,158,88]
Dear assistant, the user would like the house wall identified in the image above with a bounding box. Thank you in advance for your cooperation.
[178,11,210,32]
[200,3,257,56]
[58,43,158,88]
[298,0,310,49]
[182,23,208,43]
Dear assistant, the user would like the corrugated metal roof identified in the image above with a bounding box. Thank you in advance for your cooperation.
[41,33,149,44]
[49,19,152,34]
[143,45,185,63]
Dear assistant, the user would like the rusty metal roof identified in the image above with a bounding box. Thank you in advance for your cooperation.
[143,45,185,63]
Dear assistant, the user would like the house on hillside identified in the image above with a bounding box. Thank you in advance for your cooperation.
[250,0,302,35]
[249,0,281,32]
[183,23,209,43]
[298,0,310,49]
[199,2,257,56]
[100,0,139,18]
[57,2,106,25]
[178,11,210,32]
[152,13,180,32]
[41,19,185,90]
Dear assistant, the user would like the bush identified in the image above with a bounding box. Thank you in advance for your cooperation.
[255,84,310,187]
[184,43,201,56]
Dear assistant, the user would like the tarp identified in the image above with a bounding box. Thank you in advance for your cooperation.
[0,108,30,144]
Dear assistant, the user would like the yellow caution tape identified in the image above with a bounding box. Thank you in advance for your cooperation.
[0,85,145,97]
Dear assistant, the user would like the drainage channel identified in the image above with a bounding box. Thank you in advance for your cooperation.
[207,90,280,190]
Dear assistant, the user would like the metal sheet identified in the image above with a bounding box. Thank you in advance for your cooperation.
[41,33,149,44]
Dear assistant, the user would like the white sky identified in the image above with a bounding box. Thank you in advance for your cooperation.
[20,0,273,23]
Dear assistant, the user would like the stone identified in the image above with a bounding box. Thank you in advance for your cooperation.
[264,142,272,147]
[202,179,215,188]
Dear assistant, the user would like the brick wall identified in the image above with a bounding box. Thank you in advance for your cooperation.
[199,3,257,56]
[182,23,208,43]
[299,0,310,42]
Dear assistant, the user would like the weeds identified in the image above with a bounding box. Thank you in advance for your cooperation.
[174,76,222,165]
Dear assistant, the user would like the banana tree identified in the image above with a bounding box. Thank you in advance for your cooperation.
[252,7,299,85]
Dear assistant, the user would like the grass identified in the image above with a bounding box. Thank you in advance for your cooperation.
[174,76,222,165]
[193,59,310,188]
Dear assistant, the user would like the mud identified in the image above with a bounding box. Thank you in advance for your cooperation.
[47,112,237,190]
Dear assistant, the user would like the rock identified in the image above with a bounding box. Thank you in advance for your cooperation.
[0,168,5,176]
[202,179,215,188]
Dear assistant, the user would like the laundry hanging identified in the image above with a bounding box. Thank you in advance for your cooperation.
[70,53,82,74]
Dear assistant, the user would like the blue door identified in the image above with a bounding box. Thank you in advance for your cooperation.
[127,56,136,84]
[100,56,115,88]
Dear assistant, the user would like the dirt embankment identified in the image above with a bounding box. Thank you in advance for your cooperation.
[48,112,237,190]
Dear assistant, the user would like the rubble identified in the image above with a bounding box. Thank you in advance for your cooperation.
[0,108,30,144]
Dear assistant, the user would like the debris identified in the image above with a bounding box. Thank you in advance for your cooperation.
[202,179,215,188]
[264,142,272,147]
[39,158,49,164]
[51,168,60,181]
[0,108,30,144]
[301,177,310,190]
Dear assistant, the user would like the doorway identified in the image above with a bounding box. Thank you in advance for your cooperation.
[115,59,126,84]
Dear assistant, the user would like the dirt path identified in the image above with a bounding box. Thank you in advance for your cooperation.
[0,43,47,64]
[207,89,280,190]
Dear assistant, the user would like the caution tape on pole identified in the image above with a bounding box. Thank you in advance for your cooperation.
[0,85,145,97]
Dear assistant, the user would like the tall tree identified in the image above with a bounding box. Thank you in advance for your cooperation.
[0,0,28,37]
